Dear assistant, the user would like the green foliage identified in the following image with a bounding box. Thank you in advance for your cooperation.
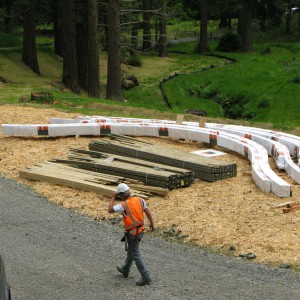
[127,55,142,67]
[260,46,272,54]
[168,41,196,54]
[215,93,248,119]
[257,99,270,109]
[216,32,241,52]
[0,33,22,47]
[0,8,5,27]
[291,75,300,84]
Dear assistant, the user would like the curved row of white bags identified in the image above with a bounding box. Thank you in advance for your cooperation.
[3,115,298,198]
[49,115,300,162]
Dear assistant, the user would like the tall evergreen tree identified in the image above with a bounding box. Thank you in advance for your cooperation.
[87,0,100,97]
[22,0,40,75]
[298,0,300,34]
[158,0,167,57]
[106,0,122,100]
[3,0,13,32]
[285,0,292,34]
[62,0,80,93]
[142,0,152,51]
[53,0,63,57]
[76,0,89,90]
[199,0,208,53]
[241,0,253,52]
[130,4,139,56]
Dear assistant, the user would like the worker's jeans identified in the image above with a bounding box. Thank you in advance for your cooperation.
[122,232,150,279]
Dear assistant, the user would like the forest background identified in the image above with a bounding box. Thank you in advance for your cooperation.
[0,0,299,128]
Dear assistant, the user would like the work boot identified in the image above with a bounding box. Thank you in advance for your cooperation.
[117,266,129,278]
[136,277,151,286]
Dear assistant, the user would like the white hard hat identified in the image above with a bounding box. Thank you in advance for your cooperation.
[116,183,130,195]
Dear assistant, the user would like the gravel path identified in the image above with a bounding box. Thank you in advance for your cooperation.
[1,177,300,300]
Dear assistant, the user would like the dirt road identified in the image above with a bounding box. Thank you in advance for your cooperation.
[1,176,300,300]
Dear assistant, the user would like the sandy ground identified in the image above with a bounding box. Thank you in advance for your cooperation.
[1,105,300,268]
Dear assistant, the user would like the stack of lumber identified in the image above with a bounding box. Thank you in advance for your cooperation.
[19,161,167,198]
[51,148,194,190]
[88,136,237,182]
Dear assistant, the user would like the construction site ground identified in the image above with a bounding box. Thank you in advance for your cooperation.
[1,105,300,270]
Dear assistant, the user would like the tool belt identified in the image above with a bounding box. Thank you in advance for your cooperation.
[120,227,142,251]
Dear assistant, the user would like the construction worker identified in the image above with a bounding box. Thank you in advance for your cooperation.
[108,183,155,286]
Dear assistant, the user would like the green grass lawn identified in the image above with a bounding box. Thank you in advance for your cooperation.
[162,42,300,128]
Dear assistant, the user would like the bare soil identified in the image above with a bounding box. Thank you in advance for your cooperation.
[1,105,300,269]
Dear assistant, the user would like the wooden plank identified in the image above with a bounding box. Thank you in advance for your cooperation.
[176,114,184,125]
[88,139,237,181]
[271,201,296,209]
[52,156,194,189]
[19,168,151,198]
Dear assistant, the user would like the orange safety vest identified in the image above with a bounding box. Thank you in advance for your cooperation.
[121,196,145,235]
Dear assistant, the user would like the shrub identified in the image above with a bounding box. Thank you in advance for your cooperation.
[216,32,241,52]
[127,55,142,67]
[215,93,256,119]
[260,46,272,54]
[258,99,270,108]
[291,75,300,83]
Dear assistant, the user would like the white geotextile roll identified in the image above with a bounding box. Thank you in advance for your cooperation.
[168,127,210,143]
[216,131,292,197]
[111,123,159,137]
[217,134,271,192]
[206,126,289,170]
[284,155,300,184]
[47,124,99,136]
[2,124,38,136]
[206,123,300,163]
[217,135,245,156]
[48,117,76,124]
[251,164,271,193]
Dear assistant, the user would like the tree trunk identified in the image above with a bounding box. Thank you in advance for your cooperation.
[142,0,152,51]
[237,8,243,37]
[130,11,139,56]
[241,0,252,53]
[22,1,40,75]
[3,0,12,32]
[54,0,63,57]
[103,9,109,51]
[106,0,122,100]
[228,18,232,30]
[62,0,80,93]
[76,0,89,90]
[298,0,300,34]
[219,13,228,29]
[154,18,159,46]
[285,0,292,34]
[199,0,208,53]
[87,0,100,97]
[158,0,167,57]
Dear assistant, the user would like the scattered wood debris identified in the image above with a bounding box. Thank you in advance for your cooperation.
[271,201,300,213]
[283,203,300,213]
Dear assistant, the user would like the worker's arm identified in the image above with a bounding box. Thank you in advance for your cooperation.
[144,208,155,231]
[108,192,117,213]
